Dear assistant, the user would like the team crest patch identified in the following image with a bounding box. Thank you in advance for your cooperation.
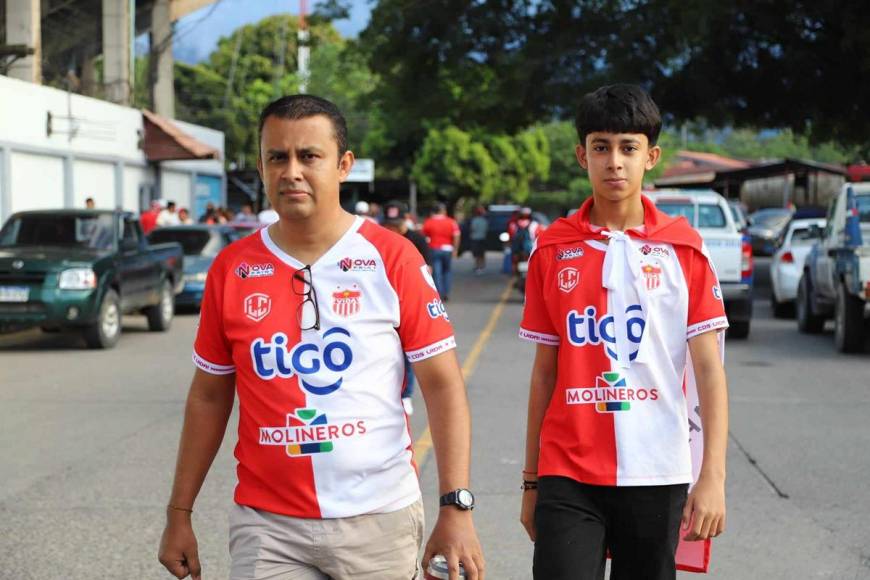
[557,247,585,261]
[332,286,362,317]
[558,267,580,293]
[641,263,662,291]
[244,293,271,322]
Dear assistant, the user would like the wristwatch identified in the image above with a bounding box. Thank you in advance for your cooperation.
[439,488,475,510]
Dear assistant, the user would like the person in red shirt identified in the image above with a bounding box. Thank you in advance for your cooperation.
[519,84,729,580]
[158,95,484,580]
[140,200,162,234]
[422,202,461,301]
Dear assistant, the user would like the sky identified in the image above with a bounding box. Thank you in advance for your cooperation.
[167,0,373,64]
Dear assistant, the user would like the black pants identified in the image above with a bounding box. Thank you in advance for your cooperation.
[533,476,688,580]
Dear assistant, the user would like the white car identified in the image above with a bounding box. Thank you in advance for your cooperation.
[770,218,826,318]
[645,189,754,338]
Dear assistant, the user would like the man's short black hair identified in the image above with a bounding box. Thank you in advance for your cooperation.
[258,94,348,157]
[574,84,662,146]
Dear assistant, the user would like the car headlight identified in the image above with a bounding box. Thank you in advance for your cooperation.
[58,268,97,290]
[184,271,208,283]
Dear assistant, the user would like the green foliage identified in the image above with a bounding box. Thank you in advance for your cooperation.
[411,126,498,202]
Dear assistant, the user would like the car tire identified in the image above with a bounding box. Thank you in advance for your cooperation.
[796,274,825,334]
[834,282,865,353]
[146,279,174,332]
[83,289,121,349]
[727,319,750,339]
[770,294,793,319]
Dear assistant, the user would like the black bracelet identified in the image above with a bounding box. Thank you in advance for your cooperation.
[521,480,538,491]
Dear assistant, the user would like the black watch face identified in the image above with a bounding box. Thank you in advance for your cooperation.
[457,489,474,508]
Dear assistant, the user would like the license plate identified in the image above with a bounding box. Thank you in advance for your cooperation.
[0,286,29,302]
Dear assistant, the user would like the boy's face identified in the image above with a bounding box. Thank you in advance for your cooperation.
[575,132,661,203]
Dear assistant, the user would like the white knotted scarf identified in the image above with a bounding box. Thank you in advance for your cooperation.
[601,230,652,369]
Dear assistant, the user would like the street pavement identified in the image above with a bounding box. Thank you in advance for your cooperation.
[1,254,869,579]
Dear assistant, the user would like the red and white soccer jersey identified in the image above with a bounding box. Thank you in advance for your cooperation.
[194,217,454,518]
[520,200,727,487]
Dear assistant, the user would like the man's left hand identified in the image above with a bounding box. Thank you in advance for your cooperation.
[423,509,485,580]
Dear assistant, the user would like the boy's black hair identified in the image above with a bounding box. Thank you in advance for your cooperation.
[258,95,348,157]
[574,84,662,146]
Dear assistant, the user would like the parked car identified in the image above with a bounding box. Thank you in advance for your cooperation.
[748,207,793,256]
[646,189,754,338]
[770,218,826,317]
[797,184,870,352]
[0,210,183,348]
[147,225,241,309]
[728,200,750,233]
[458,204,550,255]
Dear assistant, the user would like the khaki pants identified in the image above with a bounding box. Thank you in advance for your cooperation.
[229,499,424,580]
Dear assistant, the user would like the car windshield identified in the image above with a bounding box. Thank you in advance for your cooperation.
[790,226,823,245]
[751,209,791,229]
[656,202,694,223]
[656,202,727,228]
[148,229,219,256]
[0,214,115,250]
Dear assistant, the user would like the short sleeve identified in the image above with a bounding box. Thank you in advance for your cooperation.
[519,250,560,345]
[192,258,235,374]
[686,247,729,339]
[393,257,456,362]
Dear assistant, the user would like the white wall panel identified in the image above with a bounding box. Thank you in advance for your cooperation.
[73,159,115,209]
[10,152,64,212]
[123,166,150,213]
[161,171,193,210]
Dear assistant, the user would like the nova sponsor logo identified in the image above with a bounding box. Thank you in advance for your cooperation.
[641,263,663,291]
[251,327,353,395]
[427,298,448,320]
[558,267,580,293]
[557,247,585,261]
[339,257,377,272]
[566,372,658,412]
[259,407,366,456]
[332,286,362,317]
[640,244,671,258]
[244,293,271,322]
[566,305,646,362]
[236,262,275,279]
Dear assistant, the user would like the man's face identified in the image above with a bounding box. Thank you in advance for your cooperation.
[575,132,660,203]
[257,115,353,222]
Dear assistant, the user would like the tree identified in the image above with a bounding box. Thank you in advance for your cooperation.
[362,0,870,161]
[411,126,499,203]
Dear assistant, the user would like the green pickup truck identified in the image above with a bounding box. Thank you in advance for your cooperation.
[0,210,183,348]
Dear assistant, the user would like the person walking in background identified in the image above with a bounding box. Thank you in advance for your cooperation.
[158,94,484,580]
[141,200,162,234]
[157,201,181,227]
[85,197,95,209]
[422,202,461,301]
[469,205,489,274]
[383,200,434,416]
[178,208,194,225]
[519,84,728,580]
[232,203,259,224]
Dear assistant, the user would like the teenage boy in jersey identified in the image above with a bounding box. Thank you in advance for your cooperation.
[158,95,484,580]
[519,84,729,580]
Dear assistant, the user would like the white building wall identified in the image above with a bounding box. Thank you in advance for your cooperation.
[10,152,64,212]
[0,74,225,223]
[73,159,116,209]
[161,171,193,210]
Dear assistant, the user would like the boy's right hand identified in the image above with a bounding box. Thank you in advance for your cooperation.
[520,489,537,541]
[158,511,201,580]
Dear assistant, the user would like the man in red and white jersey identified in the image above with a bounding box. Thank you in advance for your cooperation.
[158,95,484,580]
[519,85,729,580]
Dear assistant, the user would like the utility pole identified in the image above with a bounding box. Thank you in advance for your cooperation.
[297,0,310,93]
